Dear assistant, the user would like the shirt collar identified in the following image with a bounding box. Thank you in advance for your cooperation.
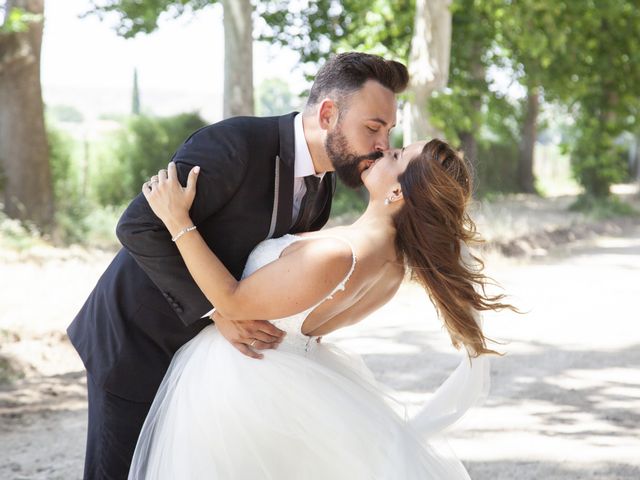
[294,113,325,180]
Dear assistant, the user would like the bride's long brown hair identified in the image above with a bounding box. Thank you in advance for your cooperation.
[393,139,513,356]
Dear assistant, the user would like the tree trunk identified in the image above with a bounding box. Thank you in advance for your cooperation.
[0,0,53,230]
[459,131,477,169]
[634,133,640,183]
[222,0,254,118]
[518,86,539,194]
[403,0,452,144]
[457,41,484,173]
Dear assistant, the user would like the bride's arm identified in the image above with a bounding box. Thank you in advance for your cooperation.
[143,163,354,322]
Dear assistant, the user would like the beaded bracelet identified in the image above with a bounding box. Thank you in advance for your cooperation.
[171,225,197,242]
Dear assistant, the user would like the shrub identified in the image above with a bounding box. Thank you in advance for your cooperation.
[475,140,520,197]
[330,180,368,218]
[94,112,207,206]
[48,123,92,244]
[569,194,639,219]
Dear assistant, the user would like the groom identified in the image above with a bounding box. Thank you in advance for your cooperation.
[68,52,408,478]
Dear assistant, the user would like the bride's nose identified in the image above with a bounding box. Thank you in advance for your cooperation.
[384,148,401,159]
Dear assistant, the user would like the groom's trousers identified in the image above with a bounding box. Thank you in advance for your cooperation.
[84,373,152,479]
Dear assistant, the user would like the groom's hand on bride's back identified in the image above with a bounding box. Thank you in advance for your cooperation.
[211,312,286,359]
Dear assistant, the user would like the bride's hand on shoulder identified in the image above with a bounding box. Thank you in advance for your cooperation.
[142,162,200,233]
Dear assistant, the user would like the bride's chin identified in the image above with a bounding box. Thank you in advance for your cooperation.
[361,176,372,193]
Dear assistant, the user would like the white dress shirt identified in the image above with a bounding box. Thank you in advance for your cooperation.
[292,113,325,223]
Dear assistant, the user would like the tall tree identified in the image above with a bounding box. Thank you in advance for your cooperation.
[517,86,538,193]
[402,0,451,143]
[531,0,640,198]
[483,0,640,197]
[428,0,499,170]
[0,0,53,229]
[221,0,253,117]
[132,67,140,115]
[259,0,452,141]
[482,0,570,193]
[86,0,254,117]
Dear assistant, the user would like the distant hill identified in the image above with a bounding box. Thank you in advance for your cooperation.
[42,84,222,123]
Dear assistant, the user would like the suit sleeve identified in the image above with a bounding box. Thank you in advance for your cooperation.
[116,124,249,326]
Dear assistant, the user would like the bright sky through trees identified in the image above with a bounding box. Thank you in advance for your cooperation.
[40,0,304,121]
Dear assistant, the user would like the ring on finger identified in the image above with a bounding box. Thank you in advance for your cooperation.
[250,339,257,347]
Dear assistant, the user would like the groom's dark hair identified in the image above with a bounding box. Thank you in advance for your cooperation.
[306,52,409,112]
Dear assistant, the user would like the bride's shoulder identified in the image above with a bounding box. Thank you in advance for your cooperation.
[286,234,355,266]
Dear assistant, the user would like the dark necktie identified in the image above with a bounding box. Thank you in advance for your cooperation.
[292,175,321,232]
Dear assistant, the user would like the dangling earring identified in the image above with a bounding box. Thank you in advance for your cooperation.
[384,198,391,205]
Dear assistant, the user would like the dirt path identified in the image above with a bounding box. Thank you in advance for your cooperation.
[1,225,639,479]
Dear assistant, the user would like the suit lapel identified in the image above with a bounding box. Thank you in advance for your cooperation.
[268,113,297,239]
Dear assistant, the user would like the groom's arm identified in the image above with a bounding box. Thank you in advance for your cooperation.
[116,125,248,326]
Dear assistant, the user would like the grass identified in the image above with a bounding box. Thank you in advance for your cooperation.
[0,212,46,251]
[0,355,24,384]
[569,194,640,220]
[0,329,24,384]
[0,203,122,253]
[82,204,123,250]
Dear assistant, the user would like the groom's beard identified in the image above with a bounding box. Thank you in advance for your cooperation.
[325,129,382,188]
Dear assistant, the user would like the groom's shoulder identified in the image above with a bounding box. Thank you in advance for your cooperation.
[175,113,298,162]
[194,112,297,141]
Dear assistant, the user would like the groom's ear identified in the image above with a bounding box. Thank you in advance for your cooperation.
[317,99,338,131]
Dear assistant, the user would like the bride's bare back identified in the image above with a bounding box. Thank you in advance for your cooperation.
[279,226,406,337]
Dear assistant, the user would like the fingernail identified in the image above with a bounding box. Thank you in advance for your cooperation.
[194,166,200,174]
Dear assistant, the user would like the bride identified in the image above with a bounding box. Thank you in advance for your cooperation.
[130,139,511,479]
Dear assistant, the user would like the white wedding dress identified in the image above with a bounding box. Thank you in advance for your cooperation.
[129,234,489,479]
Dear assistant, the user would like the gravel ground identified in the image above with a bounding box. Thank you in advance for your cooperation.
[1,193,639,479]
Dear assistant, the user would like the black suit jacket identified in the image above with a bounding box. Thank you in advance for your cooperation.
[67,113,335,402]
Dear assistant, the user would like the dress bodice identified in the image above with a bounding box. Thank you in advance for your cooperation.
[241,234,357,355]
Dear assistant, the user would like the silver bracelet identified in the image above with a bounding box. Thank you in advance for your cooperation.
[171,225,197,242]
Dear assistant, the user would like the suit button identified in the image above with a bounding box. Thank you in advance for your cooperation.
[176,307,184,313]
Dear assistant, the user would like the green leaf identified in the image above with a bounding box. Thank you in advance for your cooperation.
[0,7,42,33]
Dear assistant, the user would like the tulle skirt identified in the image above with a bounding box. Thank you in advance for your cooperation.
[129,325,476,479]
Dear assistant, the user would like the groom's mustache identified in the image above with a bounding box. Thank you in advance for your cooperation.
[356,151,384,162]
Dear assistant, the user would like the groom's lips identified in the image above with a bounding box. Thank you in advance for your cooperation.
[356,151,383,175]
[359,159,376,174]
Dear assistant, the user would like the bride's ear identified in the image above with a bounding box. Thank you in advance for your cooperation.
[388,187,403,204]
